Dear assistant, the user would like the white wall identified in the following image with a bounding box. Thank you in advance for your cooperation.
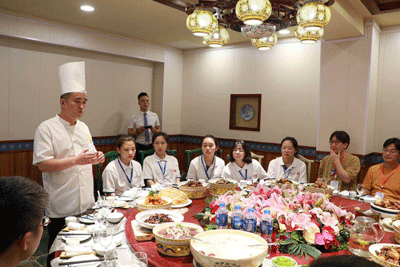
[181,40,321,147]
[374,29,400,150]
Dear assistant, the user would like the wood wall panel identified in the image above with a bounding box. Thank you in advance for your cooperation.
[0,153,14,177]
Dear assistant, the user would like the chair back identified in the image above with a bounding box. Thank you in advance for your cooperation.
[297,154,315,183]
[96,151,119,195]
[250,151,264,164]
[139,149,177,166]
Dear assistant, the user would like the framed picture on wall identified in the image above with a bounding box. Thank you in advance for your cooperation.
[229,94,261,131]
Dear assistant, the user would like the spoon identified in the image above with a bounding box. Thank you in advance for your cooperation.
[183,234,211,244]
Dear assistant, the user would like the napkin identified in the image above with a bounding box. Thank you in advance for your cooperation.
[68,223,85,230]
[62,245,95,258]
[339,190,349,197]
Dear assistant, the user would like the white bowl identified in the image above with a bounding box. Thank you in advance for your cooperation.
[107,212,124,223]
[93,243,117,256]
[135,209,184,229]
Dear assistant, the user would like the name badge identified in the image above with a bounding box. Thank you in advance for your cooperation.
[330,181,339,190]
[375,192,385,200]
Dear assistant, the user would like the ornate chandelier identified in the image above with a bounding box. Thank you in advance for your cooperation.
[184,0,335,50]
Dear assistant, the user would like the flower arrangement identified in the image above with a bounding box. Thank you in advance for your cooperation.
[195,184,353,260]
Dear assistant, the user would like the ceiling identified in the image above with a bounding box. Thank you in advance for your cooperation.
[0,0,399,50]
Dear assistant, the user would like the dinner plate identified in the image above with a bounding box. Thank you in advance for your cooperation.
[135,209,184,229]
[194,258,274,267]
[79,216,95,224]
[172,198,192,208]
[383,218,394,230]
[65,255,100,266]
[61,231,92,243]
[369,243,400,267]
[371,203,400,214]
[116,195,134,202]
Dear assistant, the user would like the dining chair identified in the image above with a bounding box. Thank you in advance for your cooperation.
[96,151,119,195]
[297,154,315,183]
[184,148,223,171]
[139,149,177,166]
[250,151,264,164]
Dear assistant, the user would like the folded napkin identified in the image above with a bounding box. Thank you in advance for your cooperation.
[68,222,86,230]
[61,245,95,258]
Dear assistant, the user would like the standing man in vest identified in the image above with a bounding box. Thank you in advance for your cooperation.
[128,92,161,163]
[33,62,105,265]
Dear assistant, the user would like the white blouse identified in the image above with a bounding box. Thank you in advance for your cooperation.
[266,156,307,183]
[142,153,181,184]
[187,155,225,182]
[223,159,268,182]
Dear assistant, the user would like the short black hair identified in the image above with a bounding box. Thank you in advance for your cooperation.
[115,134,135,149]
[383,137,400,151]
[229,140,252,164]
[310,255,381,267]
[280,136,299,156]
[60,92,72,101]
[0,177,48,255]
[137,92,148,101]
[330,130,350,149]
[152,131,169,144]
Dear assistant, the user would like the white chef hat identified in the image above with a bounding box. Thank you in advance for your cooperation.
[59,61,86,95]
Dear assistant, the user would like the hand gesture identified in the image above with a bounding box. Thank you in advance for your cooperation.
[136,126,145,134]
[151,126,157,133]
[330,149,340,164]
[96,151,105,164]
[75,149,97,165]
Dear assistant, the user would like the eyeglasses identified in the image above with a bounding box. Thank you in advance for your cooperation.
[329,141,342,145]
[18,216,51,239]
[233,148,245,152]
[383,149,399,154]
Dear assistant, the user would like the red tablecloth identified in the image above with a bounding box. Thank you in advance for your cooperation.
[125,196,395,267]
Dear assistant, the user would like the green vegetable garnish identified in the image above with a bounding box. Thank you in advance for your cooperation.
[273,256,296,267]
[149,190,155,196]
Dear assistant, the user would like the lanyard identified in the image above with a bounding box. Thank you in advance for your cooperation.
[381,164,400,189]
[239,169,248,180]
[158,161,167,180]
[117,158,133,185]
[282,165,291,179]
[331,152,348,179]
[201,156,216,180]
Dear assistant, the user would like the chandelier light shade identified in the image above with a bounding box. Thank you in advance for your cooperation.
[186,8,218,37]
[294,25,324,43]
[203,26,230,47]
[297,1,331,31]
[251,34,278,50]
[235,0,272,26]
[241,23,276,39]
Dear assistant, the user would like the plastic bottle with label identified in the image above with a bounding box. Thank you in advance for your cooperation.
[260,209,273,257]
[231,205,243,230]
[243,208,257,233]
[215,202,228,229]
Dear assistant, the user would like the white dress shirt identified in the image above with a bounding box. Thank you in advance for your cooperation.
[142,153,181,184]
[223,159,267,182]
[266,156,307,183]
[187,155,225,182]
[102,158,144,195]
[128,111,160,145]
[33,115,96,218]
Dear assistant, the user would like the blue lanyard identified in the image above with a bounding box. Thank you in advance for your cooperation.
[158,161,167,180]
[117,158,133,185]
[239,169,248,180]
[201,156,216,180]
[282,165,291,179]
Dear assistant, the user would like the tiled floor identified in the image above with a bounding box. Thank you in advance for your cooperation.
[18,226,49,267]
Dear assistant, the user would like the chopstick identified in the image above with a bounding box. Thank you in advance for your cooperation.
[59,258,102,266]
[183,234,211,244]
[247,242,280,247]
[58,233,92,236]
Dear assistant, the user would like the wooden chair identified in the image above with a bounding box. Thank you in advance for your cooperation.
[139,149,177,166]
[297,154,315,183]
[96,151,119,195]
[251,151,264,164]
[184,148,223,171]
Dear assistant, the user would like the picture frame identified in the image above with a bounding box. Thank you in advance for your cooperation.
[229,94,261,131]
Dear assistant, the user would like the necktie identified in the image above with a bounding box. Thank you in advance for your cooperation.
[144,113,150,143]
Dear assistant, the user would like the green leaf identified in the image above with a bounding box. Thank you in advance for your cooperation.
[149,190,155,196]
[205,224,217,231]
[193,213,206,220]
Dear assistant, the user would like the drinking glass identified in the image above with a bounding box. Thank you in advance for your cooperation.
[131,252,148,267]
[356,184,365,197]
[99,227,114,265]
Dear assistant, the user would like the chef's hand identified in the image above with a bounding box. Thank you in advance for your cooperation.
[96,151,105,164]
[75,149,97,165]
[136,126,145,134]
[330,149,340,164]
[151,126,157,133]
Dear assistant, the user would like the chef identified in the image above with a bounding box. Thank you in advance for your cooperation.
[33,61,105,263]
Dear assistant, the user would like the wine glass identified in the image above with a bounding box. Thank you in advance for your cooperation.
[131,252,148,267]
[356,184,364,197]
[99,227,114,266]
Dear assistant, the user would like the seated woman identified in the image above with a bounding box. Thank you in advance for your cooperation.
[223,140,267,182]
[186,135,225,182]
[143,132,180,187]
[266,137,307,183]
[362,138,400,200]
[102,134,144,196]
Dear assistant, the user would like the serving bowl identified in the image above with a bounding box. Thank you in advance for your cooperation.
[305,184,334,195]
[208,178,237,196]
[393,220,400,243]
[135,196,172,212]
[153,222,204,257]
[272,256,297,267]
[106,212,124,223]
[135,209,184,229]
[178,181,209,199]
[369,243,400,267]
[190,229,268,267]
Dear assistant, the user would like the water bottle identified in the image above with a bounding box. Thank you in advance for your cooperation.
[260,209,273,257]
[231,205,243,230]
[243,208,257,233]
[215,202,228,229]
